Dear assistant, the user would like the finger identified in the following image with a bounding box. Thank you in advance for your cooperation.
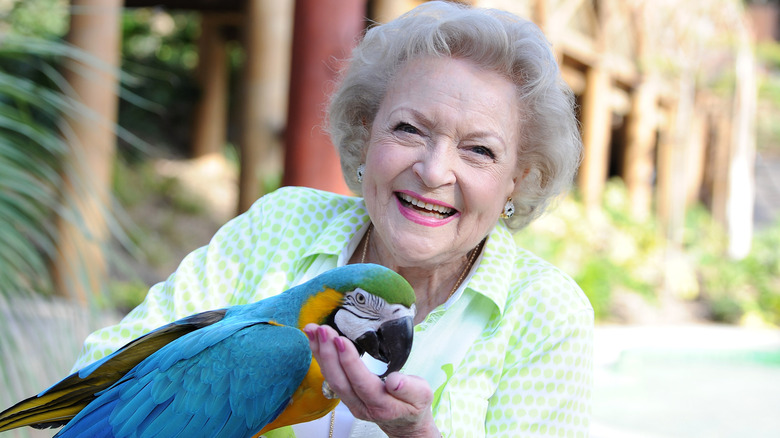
[303,323,320,354]
[337,339,386,403]
[328,332,377,407]
[308,324,339,363]
[383,373,433,409]
[309,325,357,401]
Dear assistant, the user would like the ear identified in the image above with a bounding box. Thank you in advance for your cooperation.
[518,166,531,182]
[506,167,530,198]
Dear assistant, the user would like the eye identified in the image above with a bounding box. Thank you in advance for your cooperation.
[469,145,496,160]
[394,122,420,135]
[355,292,367,304]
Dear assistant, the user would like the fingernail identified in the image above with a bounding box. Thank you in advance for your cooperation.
[394,379,404,391]
[304,328,315,341]
[334,337,346,353]
[318,326,328,342]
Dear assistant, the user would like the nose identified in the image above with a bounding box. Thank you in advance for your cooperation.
[412,140,456,188]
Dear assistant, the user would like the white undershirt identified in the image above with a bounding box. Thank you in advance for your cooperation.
[289,223,480,437]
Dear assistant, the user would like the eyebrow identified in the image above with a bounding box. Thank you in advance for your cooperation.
[391,107,508,147]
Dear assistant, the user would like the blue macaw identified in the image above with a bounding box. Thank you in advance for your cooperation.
[0,263,416,437]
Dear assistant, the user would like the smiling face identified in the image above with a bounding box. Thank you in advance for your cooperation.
[361,56,521,267]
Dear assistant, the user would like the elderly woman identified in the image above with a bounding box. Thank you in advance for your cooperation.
[73,2,592,437]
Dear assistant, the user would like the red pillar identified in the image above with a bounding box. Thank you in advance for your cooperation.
[282,0,365,194]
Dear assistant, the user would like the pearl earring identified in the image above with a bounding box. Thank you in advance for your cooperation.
[501,198,515,219]
[356,164,365,183]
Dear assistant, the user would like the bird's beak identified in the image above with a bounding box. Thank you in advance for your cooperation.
[355,315,414,379]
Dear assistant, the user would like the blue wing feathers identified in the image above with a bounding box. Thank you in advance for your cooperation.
[197,396,232,438]
[73,309,228,383]
[54,398,118,438]
[175,417,203,438]
[55,322,311,438]
[112,383,161,437]
[136,397,174,437]
[17,295,313,438]
[144,410,187,438]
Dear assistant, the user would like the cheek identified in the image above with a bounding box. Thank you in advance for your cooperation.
[472,166,515,195]
[365,142,413,184]
[363,143,401,215]
[461,168,516,216]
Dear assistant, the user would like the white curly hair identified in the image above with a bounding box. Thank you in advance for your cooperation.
[327,0,582,230]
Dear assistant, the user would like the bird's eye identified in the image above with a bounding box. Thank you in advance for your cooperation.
[355,292,367,304]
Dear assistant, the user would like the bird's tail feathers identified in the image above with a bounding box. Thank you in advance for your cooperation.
[0,308,229,433]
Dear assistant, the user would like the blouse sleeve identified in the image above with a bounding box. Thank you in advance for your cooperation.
[70,191,279,371]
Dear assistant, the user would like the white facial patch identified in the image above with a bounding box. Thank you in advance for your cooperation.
[334,288,415,341]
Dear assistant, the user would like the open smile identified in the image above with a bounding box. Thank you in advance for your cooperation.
[395,191,458,220]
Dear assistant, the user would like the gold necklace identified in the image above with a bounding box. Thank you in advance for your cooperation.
[343,223,482,437]
[360,223,372,264]
[447,237,485,300]
[360,223,485,300]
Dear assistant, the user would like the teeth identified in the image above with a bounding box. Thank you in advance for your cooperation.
[399,193,454,216]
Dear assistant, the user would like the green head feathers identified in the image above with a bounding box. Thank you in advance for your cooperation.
[320,263,416,308]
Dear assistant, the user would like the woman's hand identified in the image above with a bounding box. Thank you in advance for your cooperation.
[305,324,440,438]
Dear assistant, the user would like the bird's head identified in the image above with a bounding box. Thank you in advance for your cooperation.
[298,263,416,378]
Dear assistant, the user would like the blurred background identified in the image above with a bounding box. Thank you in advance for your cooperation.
[1,0,779,437]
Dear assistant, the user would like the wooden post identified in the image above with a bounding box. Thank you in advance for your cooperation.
[52,0,122,301]
[657,74,695,245]
[370,0,417,23]
[623,79,658,220]
[710,106,732,227]
[622,0,657,220]
[654,103,676,235]
[281,0,365,195]
[576,0,612,209]
[191,14,229,158]
[532,0,548,29]
[578,63,612,208]
[684,100,708,206]
[237,0,294,213]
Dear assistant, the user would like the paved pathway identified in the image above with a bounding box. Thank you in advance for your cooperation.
[591,324,780,438]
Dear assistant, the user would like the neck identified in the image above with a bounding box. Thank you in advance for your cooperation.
[351,223,484,325]
[398,266,466,325]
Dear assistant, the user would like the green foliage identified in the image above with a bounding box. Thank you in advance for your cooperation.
[515,180,662,320]
[756,41,780,151]
[690,211,780,325]
[0,29,129,438]
[756,41,780,71]
[113,158,205,215]
[0,0,69,38]
[0,12,153,304]
[104,279,149,314]
[118,10,202,157]
[111,159,204,273]
[0,35,80,297]
[517,179,780,326]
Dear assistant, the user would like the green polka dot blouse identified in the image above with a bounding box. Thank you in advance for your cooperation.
[72,186,594,437]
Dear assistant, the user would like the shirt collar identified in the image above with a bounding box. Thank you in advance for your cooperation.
[466,223,514,316]
[302,197,513,315]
